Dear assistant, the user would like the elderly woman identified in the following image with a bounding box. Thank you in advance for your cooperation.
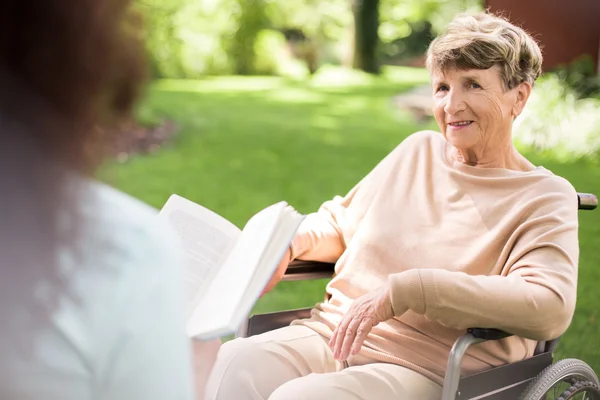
[204,11,579,400]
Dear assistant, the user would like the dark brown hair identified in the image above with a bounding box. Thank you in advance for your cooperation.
[0,0,148,332]
[0,0,147,170]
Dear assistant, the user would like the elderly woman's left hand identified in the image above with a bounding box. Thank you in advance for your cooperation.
[329,282,394,361]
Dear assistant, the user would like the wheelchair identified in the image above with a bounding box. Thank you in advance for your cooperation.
[237,192,599,400]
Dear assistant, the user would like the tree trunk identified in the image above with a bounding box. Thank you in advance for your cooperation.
[231,0,267,75]
[351,0,380,74]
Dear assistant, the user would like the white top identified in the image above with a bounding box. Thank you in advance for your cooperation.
[0,180,194,400]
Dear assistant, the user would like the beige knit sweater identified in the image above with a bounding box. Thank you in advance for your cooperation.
[290,130,579,384]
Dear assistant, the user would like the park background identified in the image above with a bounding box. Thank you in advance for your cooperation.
[101,0,600,373]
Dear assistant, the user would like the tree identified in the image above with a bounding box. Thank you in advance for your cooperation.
[230,0,268,75]
[135,0,188,78]
[351,0,380,74]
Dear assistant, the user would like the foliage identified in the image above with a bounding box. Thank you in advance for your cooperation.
[135,0,239,78]
[379,0,482,42]
[134,0,484,78]
[101,69,600,376]
[265,0,352,43]
[553,55,600,100]
[513,72,600,161]
[378,20,434,64]
[378,0,482,62]
[253,29,288,76]
[135,0,188,78]
[229,0,269,75]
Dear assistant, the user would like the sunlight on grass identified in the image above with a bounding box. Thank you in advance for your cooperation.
[149,66,430,96]
[382,65,431,83]
[311,115,341,132]
[310,65,379,87]
[310,65,430,89]
[264,87,326,104]
[153,76,285,93]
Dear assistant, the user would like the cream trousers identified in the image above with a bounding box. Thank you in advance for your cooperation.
[203,325,442,400]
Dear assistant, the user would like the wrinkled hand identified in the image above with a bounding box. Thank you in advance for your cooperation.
[260,247,291,297]
[329,282,394,361]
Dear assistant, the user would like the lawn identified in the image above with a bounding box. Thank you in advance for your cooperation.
[101,66,600,373]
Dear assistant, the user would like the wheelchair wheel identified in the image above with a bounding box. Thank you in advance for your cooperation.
[519,358,600,400]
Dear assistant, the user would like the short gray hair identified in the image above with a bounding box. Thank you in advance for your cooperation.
[426,12,543,90]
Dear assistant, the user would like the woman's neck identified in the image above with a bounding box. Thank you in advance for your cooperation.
[449,140,532,172]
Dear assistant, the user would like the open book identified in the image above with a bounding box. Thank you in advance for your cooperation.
[158,194,305,341]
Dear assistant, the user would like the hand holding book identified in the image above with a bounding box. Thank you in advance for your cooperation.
[260,247,292,297]
[158,195,304,341]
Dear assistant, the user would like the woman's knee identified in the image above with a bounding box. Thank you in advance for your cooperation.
[205,336,310,400]
[204,326,335,400]
[268,374,345,400]
[204,338,271,399]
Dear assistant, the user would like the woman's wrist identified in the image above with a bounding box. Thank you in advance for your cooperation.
[388,269,427,317]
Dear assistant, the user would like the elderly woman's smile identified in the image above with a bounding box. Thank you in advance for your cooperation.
[447,121,473,128]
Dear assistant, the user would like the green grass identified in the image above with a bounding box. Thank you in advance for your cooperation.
[101,66,600,373]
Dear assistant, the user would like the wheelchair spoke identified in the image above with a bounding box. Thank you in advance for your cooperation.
[577,391,590,400]
[555,382,566,398]
[546,381,572,399]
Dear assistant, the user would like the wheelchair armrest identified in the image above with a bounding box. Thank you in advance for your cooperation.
[467,328,512,341]
[282,260,335,282]
[442,328,513,400]
[578,192,598,210]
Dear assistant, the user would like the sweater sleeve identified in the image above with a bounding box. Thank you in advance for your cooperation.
[389,179,580,341]
[288,189,358,263]
[290,135,412,263]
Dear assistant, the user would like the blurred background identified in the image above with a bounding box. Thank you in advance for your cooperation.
[101,0,600,374]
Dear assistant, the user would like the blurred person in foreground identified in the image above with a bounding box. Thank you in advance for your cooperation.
[205,11,580,400]
[0,1,219,399]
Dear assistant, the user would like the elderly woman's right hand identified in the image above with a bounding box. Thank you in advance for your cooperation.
[329,282,394,361]
[260,247,291,297]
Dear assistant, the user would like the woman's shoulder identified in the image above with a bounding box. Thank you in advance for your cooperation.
[376,130,441,162]
[380,130,444,168]
[80,179,180,257]
[70,179,184,289]
[67,179,184,308]
[84,180,162,226]
[394,130,443,152]
[491,165,580,223]
[526,170,579,207]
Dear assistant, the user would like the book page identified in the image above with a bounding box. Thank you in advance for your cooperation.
[159,195,241,316]
[186,202,287,339]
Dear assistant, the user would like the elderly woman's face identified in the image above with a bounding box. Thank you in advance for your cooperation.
[431,66,526,151]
